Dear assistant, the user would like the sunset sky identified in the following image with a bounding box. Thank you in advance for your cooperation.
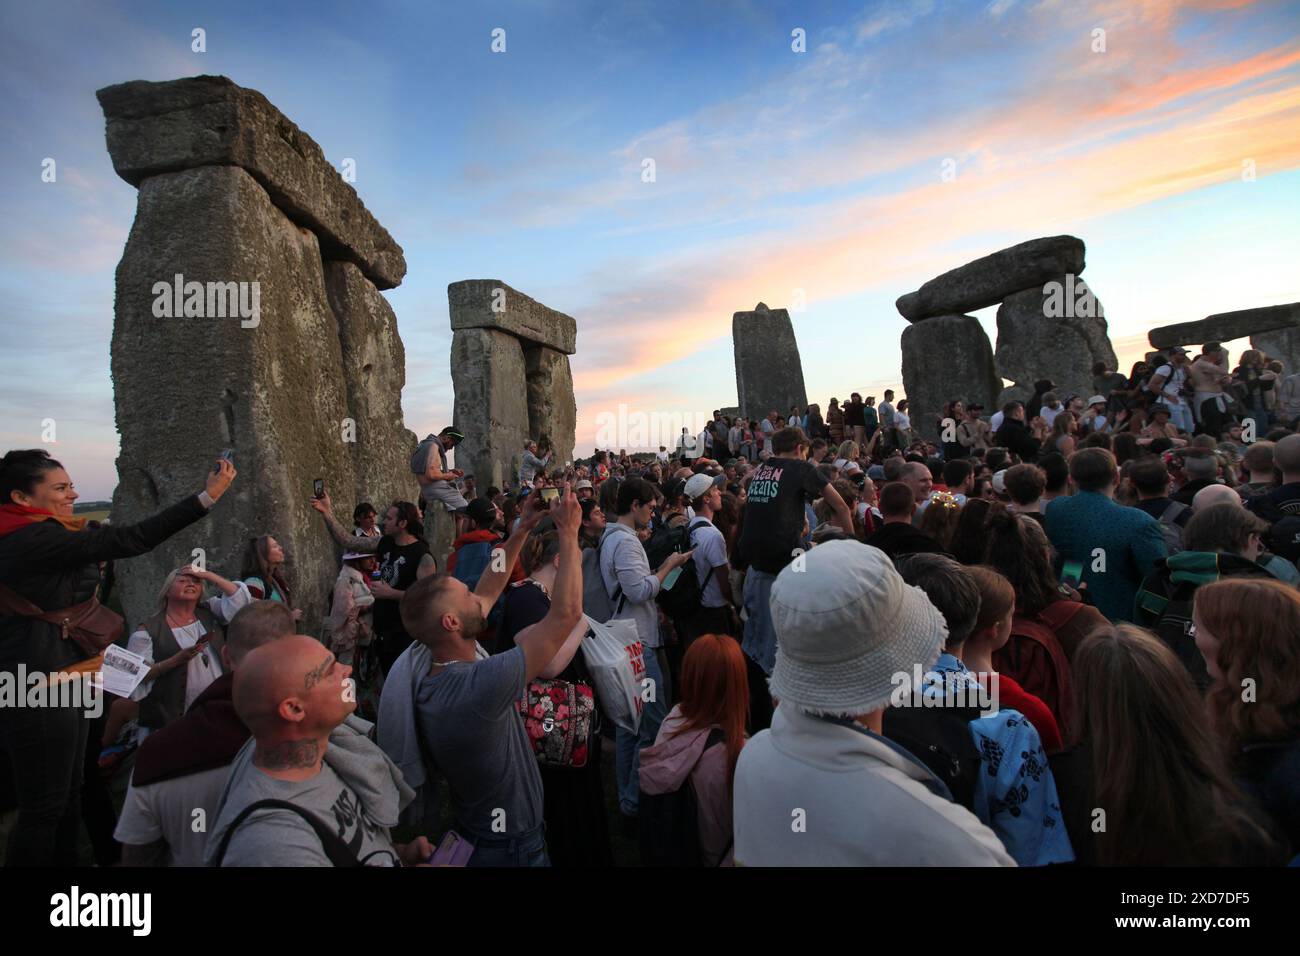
[2,0,1298,498]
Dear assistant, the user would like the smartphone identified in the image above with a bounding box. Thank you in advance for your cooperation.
[540,487,559,502]
[1061,560,1084,589]
[214,449,234,473]
[662,566,682,590]
[313,478,325,499]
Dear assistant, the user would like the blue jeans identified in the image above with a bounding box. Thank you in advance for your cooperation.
[1168,401,1194,435]
[615,646,670,817]
[742,568,778,676]
[466,823,549,867]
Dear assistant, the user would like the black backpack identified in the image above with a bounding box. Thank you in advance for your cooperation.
[881,702,983,812]
[648,519,708,619]
[1248,495,1300,563]
[638,728,729,866]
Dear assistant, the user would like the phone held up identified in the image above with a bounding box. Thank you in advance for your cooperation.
[1060,559,1084,590]
[313,478,325,499]
[213,449,234,474]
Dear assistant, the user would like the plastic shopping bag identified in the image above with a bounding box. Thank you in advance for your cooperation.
[580,614,644,734]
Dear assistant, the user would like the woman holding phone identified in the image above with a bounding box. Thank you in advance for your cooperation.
[0,447,236,866]
[127,564,251,734]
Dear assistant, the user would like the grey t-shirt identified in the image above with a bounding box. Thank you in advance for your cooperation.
[688,518,729,608]
[417,645,542,840]
[214,762,399,866]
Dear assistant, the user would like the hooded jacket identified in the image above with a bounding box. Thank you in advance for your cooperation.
[733,704,1015,866]
[639,706,737,866]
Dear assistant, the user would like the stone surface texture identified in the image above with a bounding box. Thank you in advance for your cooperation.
[109,166,360,634]
[1150,303,1300,349]
[901,315,1001,439]
[101,78,417,636]
[994,277,1116,406]
[448,279,577,354]
[451,328,533,492]
[896,236,1086,322]
[324,260,420,506]
[97,75,406,289]
[733,304,808,421]
[524,346,577,468]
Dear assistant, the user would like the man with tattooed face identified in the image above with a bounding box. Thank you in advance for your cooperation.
[204,635,432,866]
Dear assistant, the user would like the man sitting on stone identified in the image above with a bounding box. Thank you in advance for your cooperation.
[415,427,469,545]
[116,601,294,866]
[205,635,430,867]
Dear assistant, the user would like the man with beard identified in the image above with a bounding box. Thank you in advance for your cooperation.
[397,488,583,866]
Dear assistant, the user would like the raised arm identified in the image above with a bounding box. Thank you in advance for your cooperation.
[472,490,548,616]
[821,482,854,534]
[516,489,586,683]
[26,458,235,571]
[310,493,378,553]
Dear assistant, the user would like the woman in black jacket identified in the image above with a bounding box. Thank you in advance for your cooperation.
[0,448,236,866]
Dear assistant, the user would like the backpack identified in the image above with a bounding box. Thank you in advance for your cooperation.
[638,727,729,866]
[881,703,983,812]
[654,519,709,620]
[1249,495,1300,564]
[1156,500,1190,555]
[1134,557,1213,690]
[410,434,441,476]
[994,602,1082,739]
[582,539,624,622]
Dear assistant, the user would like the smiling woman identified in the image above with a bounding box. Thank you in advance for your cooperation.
[0,447,237,866]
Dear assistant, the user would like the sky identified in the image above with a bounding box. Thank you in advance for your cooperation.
[1,0,1298,498]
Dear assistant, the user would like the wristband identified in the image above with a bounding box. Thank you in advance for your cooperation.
[197,490,216,509]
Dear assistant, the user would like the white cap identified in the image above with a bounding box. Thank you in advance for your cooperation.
[684,473,725,500]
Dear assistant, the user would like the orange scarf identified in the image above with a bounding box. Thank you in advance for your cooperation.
[0,503,87,538]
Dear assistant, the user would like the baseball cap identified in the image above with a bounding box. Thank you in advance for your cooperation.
[440,427,466,441]
[684,473,724,499]
[575,479,593,490]
[1087,395,1106,407]
[466,497,499,526]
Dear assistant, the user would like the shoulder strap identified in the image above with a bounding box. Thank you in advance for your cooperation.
[596,535,625,614]
[1036,600,1084,632]
[1159,500,1189,523]
[213,798,361,867]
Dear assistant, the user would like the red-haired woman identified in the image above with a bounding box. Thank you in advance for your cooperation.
[638,633,749,865]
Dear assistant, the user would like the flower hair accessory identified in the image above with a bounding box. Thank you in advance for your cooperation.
[929,492,960,510]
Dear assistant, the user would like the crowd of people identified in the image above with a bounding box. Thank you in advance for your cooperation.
[2,340,1299,868]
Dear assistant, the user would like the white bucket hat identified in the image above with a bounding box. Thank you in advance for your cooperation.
[768,540,946,716]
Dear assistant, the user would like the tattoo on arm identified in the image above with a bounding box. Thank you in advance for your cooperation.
[255,738,321,770]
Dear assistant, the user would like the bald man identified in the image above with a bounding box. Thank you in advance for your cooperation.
[1192,483,1243,513]
[117,600,293,866]
[204,635,429,866]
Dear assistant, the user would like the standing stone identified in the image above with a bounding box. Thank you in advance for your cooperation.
[1251,323,1300,375]
[97,76,406,289]
[109,165,356,635]
[524,346,577,468]
[733,303,808,421]
[994,277,1117,406]
[324,261,419,508]
[448,279,577,354]
[1150,303,1300,349]
[896,236,1086,322]
[451,328,532,492]
[900,315,1000,440]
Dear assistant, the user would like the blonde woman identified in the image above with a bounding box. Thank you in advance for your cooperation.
[833,440,860,471]
[127,565,251,733]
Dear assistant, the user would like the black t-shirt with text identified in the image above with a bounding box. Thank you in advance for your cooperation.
[739,457,826,574]
[373,535,431,634]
